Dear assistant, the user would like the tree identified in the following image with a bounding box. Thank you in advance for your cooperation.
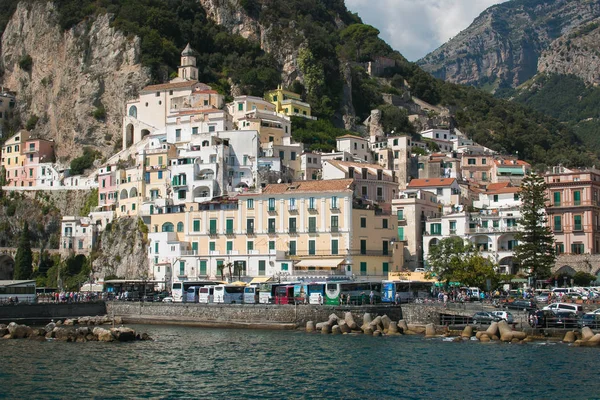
[573,271,597,286]
[514,173,556,283]
[233,262,244,281]
[13,221,33,280]
[427,237,500,289]
[217,262,225,281]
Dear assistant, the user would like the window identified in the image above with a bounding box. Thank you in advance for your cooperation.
[397,209,404,220]
[574,215,582,231]
[468,158,476,165]
[449,221,457,233]
[493,220,499,228]
[209,242,215,252]
[553,192,561,206]
[281,263,288,271]
[360,239,367,255]
[158,156,163,165]
[247,199,254,209]
[208,125,215,133]
[555,243,564,255]
[571,243,585,254]
[382,219,389,229]
[268,198,276,211]
[514,193,519,201]
[226,241,233,253]
[279,151,284,160]
[331,216,339,232]
[161,222,174,232]
[269,241,275,251]
[430,223,442,235]
[482,172,487,181]
[192,242,198,252]
[226,219,234,234]
[382,241,389,255]
[308,217,316,233]
[360,217,366,228]
[238,102,244,111]
[482,158,487,165]
[507,218,517,227]
[289,198,296,211]
[192,127,198,135]
[209,219,217,235]
[360,262,367,276]
[177,222,184,232]
[493,194,499,202]
[175,129,181,140]
[554,215,562,232]
[574,190,581,206]
[308,240,316,255]
[178,190,186,200]
[289,217,297,233]
[397,227,404,241]
[308,197,316,210]
[331,196,338,209]
[268,218,276,233]
[200,260,207,275]
[193,219,200,232]
[331,240,338,255]
[291,152,296,161]
[289,241,296,256]
[179,261,185,276]
[382,262,389,274]
[259,260,266,276]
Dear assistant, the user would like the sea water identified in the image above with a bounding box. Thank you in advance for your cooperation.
[0,325,598,399]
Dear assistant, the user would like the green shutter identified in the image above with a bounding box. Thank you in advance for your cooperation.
[554,216,561,230]
[331,240,338,255]
[269,241,275,251]
[209,242,215,251]
[309,240,316,255]
[554,192,561,205]
[289,241,296,255]
[360,262,367,275]
[281,263,288,271]
[397,227,404,241]
[209,219,217,233]
[193,220,200,232]
[192,242,198,251]
[179,261,185,275]
[259,260,266,275]
[383,262,389,274]
[200,260,207,275]
[574,191,581,205]
[247,241,253,251]
[226,241,233,252]
[360,240,366,254]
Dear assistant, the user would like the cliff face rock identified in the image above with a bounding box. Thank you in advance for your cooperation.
[0,2,150,161]
[538,19,600,86]
[418,0,600,89]
[92,217,148,280]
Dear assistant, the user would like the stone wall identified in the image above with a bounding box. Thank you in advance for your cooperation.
[554,254,600,275]
[106,302,403,328]
[0,302,106,323]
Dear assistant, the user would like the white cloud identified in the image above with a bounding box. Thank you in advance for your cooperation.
[345,0,508,61]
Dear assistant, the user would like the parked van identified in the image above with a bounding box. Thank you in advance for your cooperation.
[551,288,580,297]
[198,287,214,304]
[542,302,583,314]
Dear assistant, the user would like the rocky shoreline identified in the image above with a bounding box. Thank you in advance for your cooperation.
[0,316,152,342]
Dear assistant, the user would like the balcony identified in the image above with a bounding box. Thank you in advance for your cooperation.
[208,229,218,238]
[246,227,255,236]
[308,226,317,234]
[288,206,299,213]
[268,207,277,214]
[288,227,298,235]
[330,204,340,211]
[180,250,198,256]
[225,229,235,237]
[331,226,339,233]
[307,206,318,213]
[267,227,277,235]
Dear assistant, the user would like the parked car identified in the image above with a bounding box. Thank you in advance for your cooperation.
[542,302,583,314]
[162,296,174,303]
[579,313,600,329]
[472,312,502,325]
[534,293,550,303]
[504,300,537,311]
[530,310,578,328]
[490,311,514,324]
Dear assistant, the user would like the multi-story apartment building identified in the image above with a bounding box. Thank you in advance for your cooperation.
[392,189,441,269]
[264,86,314,119]
[417,153,461,180]
[98,164,118,210]
[461,153,494,183]
[2,131,29,185]
[322,160,398,204]
[300,152,322,180]
[492,159,531,184]
[407,178,461,206]
[146,179,403,284]
[60,216,98,255]
[336,135,371,163]
[545,167,600,256]
[165,108,231,144]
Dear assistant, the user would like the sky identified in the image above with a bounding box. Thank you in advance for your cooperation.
[345,0,509,61]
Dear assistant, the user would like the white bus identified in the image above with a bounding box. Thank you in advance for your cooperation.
[199,287,214,304]
[172,280,222,302]
[186,286,201,303]
[243,286,258,304]
[213,285,244,304]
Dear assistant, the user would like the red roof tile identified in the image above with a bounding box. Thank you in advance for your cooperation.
[407,178,457,188]
[260,179,355,195]
[141,80,199,92]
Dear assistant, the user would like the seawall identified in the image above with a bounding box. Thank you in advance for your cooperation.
[0,302,107,324]
[106,302,403,329]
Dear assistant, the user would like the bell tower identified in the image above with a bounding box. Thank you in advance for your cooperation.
[178,43,198,81]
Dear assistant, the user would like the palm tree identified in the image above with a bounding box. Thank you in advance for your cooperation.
[233,262,244,281]
[217,262,225,281]
[225,262,234,282]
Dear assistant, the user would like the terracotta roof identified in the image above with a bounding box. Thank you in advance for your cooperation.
[494,159,530,166]
[486,182,511,191]
[260,179,355,195]
[326,160,389,171]
[407,178,457,188]
[195,89,219,94]
[337,134,366,140]
[141,80,199,92]
[487,187,521,195]
[174,108,223,116]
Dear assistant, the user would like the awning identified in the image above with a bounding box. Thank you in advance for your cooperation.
[80,283,103,292]
[295,258,345,268]
[249,277,271,284]
[497,167,524,175]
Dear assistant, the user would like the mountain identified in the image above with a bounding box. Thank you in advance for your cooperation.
[0,0,594,168]
[418,0,600,90]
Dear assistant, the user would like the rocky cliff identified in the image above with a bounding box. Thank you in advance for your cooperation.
[92,217,149,280]
[0,2,150,162]
[418,0,600,89]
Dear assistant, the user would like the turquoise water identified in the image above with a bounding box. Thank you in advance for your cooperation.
[0,325,598,399]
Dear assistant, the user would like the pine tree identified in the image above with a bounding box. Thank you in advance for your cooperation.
[13,221,33,280]
[514,173,556,283]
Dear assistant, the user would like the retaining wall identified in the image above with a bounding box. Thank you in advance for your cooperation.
[0,302,107,323]
[106,302,403,328]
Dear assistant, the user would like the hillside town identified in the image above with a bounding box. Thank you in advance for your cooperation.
[1,46,596,290]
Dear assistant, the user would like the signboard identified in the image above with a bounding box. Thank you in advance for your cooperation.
[387,271,436,282]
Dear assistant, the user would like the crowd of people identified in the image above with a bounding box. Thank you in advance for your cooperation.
[37,291,105,303]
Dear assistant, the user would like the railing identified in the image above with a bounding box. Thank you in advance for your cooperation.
[308,227,317,233]
[288,227,297,234]
[331,226,339,233]
[288,206,298,212]
[308,207,317,212]
[208,229,218,237]
[246,228,255,235]
[180,250,197,256]
[225,229,235,236]
[268,227,276,234]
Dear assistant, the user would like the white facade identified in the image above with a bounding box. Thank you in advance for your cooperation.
[336,135,372,163]
[165,109,232,144]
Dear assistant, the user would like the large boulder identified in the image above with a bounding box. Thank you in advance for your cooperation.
[306,321,315,333]
[581,327,594,341]
[321,325,330,334]
[381,315,391,332]
[362,313,372,326]
[461,326,473,338]
[338,320,351,334]
[113,316,123,325]
[425,323,436,338]
[63,319,75,326]
[8,322,32,339]
[397,320,409,334]
[388,321,400,335]
[111,327,136,342]
[44,322,56,333]
[344,312,358,330]
[563,331,576,343]
[78,317,90,325]
[497,321,513,342]
[485,322,499,338]
[53,327,76,342]
[331,325,341,335]
[0,324,8,337]
[512,331,527,340]
[93,327,114,342]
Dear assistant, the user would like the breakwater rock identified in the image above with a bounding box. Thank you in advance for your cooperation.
[0,320,152,342]
[308,312,414,337]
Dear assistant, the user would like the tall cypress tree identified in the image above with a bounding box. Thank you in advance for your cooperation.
[13,221,33,280]
[514,173,556,283]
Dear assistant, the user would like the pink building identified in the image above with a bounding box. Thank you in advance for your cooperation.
[19,139,55,187]
[98,164,118,210]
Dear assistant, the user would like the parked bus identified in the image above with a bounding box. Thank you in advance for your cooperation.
[199,287,214,304]
[213,285,244,304]
[382,281,433,303]
[307,283,325,305]
[186,286,201,303]
[243,286,258,304]
[325,281,382,305]
[172,280,222,302]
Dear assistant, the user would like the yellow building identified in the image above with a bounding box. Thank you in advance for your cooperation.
[146,179,403,282]
[141,142,178,203]
[265,86,314,120]
[1,131,29,186]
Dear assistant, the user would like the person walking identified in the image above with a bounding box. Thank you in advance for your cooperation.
[369,290,375,305]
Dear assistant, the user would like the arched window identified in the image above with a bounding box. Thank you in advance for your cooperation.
[202,140,209,147]
[162,222,174,232]
[177,222,184,232]
[129,105,137,118]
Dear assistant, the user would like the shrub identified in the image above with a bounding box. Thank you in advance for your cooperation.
[25,115,39,131]
[70,147,100,175]
[18,54,32,71]
[92,106,106,121]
